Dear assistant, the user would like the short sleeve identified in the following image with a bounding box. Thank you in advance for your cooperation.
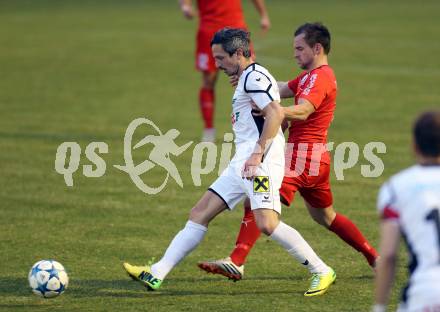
[244,71,278,110]
[377,182,400,220]
[298,73,328,109]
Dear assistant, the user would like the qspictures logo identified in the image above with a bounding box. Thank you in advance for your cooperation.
[54,117,387,195]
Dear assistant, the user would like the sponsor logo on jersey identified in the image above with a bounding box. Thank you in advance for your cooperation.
[231,111,240,125]
[303,73,317,96]
[299,74,309,86]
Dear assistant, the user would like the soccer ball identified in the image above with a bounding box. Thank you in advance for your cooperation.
[28,260,69,298]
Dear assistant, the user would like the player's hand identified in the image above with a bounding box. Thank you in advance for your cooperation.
[251,101,263,117]
[260,15,271,35]
[180,4,194,19]
[229,75,239,87]
[242,152,262,180]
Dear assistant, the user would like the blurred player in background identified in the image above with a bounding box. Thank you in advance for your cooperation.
[123,28,336,297]
[373,111,440,312]
[198,22,379,280]
[179,0,270,142]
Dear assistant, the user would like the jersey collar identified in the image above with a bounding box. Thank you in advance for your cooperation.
[244,62,259,71]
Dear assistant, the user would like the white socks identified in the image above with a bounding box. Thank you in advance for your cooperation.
[150,220,328,280]
[151,220,207,280]
[270,221,329,274]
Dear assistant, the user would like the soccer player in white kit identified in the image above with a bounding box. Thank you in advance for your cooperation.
[123,28,335,295]
[374,111,440,312]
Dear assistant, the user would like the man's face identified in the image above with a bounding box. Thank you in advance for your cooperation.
[294,33,316,70]
[212,44,240,76]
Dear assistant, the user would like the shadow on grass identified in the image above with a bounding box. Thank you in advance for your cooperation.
[352,274,374,281]
[0,275,306,299]
[3,268,376,302]
[0,277,31,297]
[75,275,305,298]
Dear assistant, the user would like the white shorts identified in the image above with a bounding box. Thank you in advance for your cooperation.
[209,161,283,213]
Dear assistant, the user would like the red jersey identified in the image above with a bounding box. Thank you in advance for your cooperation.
[287,65,337,167]
[197,0,246,30]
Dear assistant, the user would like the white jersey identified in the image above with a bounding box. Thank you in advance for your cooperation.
[230,63,284,167]
[377,164,440,311]
[209,63,285,212]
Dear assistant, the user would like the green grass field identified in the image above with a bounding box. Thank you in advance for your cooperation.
[1,0,440,311]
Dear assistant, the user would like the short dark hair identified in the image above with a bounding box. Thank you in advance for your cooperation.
[294,22,331,54]
[413,111,440,157]
[210,28,251,58]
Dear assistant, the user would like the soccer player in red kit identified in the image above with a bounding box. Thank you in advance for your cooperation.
[179,0,270,142]
[198,22,379,280]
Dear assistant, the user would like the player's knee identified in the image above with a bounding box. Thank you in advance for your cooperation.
[202,80,215,89]
[202,72,217,89]
[310,213,327,227]
[243,198,251,210]
[309,208,335,228]
[255,218,277,235]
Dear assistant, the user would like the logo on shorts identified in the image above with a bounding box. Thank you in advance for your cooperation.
[253,176,269,193]
[262,194,271,203]
[197,53,209,70]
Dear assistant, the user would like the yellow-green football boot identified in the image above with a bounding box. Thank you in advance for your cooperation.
[123,262,162,291]
[304,267,336,296]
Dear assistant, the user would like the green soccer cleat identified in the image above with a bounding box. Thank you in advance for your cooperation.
[304,267,336,297]
[123,262,162,291]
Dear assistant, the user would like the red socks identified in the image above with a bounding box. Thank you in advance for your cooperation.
[329,213,378,266]
[199,88,214,129]
[230,203,261,266]
[229,209,378,268]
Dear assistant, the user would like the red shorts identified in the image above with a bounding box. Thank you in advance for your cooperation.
[279,162,333,208]
[196,27,218,72]
[195,25,252,72]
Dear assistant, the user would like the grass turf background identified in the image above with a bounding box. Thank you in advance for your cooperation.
[1,0,440,311]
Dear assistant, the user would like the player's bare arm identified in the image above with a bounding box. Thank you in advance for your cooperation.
[179,0,194,19]
[283,98,316,121]
[251,0,271,33]
[242,100,284,179]
[277,81,294,98]
[374,220,400,310]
